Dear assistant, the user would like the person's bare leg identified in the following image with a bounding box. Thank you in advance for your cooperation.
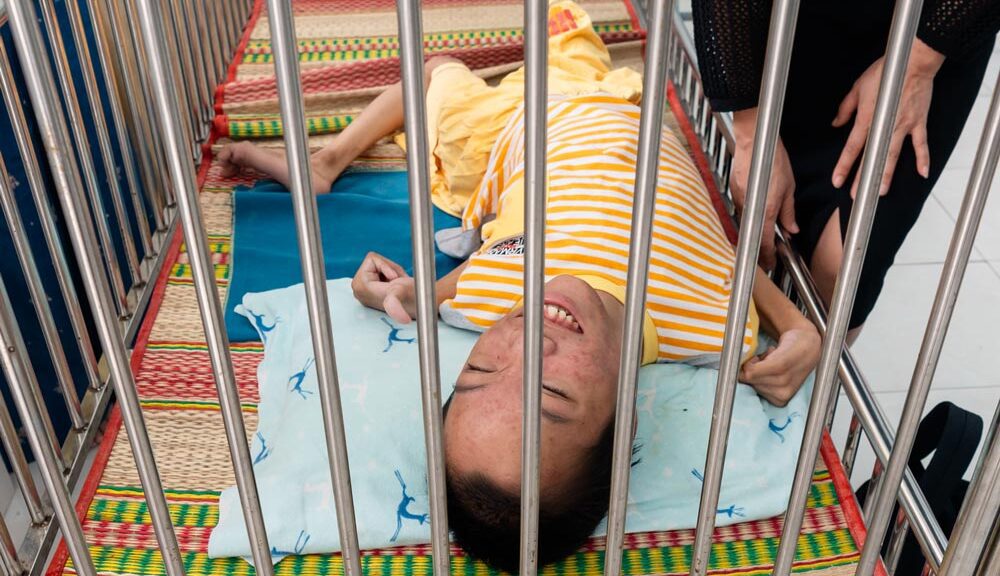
[810,209,863,344]
[218,56,460,194]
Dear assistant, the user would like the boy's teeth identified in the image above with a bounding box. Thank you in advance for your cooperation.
[557,309,567,321]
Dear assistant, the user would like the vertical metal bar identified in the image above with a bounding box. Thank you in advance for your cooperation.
[689,1,800,574]
[210,0,230,81]
[842,414,864,477]
[191,0,220,117]
[165,0,201,143]
[520,0,547,573]
[222,0,238,57]
[263,3,363,576]
[175,0,210,141]
[0,374,47,525]
[39,0,144,287]
[115,0,176,212]
[0,510,20,576]
[133,0,277,570]
[395,2,451,575]
[977,519,1000,576]
[155,0,197,160]
[884,517,910,574]
[89,0,166,234]
[938,406,1000,575]
[66,0,156,261]
[32,0,131,316]
[603,1,674,575]
[773,2,926,572]
[1,153,86,429]
[182,0,213,126]
[0,278,97,576]
[858,51,998,576]
[4,1,187,572]
[0,41,104,394]
[775,233,948,570]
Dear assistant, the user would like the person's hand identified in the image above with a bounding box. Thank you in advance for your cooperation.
[731,108,799,270]
[740,323,821,407]
[351,252,416,323]
[832,38,945,198]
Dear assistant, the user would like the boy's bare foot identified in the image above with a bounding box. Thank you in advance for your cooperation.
[217,141,343,194]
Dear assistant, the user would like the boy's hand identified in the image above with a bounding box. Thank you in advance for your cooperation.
[740,324,820,407]
[351,252,417,323]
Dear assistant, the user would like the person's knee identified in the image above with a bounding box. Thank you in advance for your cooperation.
[810,210,843,307]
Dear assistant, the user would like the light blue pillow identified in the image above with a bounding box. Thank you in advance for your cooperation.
[208,279,810,565]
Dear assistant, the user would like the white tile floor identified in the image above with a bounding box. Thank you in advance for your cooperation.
[832,47,1000,487]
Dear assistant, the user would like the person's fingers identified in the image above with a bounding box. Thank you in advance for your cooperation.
[383,293,412,324]
[833,120,869,189]
[912,123,931,179]
[879,130,907,196]
[759,217,777,271]
[832,85,860,128]
[778,186,799,234]
[372,256,401,281]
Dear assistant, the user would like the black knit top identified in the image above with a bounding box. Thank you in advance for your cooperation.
[692,0,1000,112]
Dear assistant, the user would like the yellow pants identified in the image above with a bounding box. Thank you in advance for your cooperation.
[399,0,643,217]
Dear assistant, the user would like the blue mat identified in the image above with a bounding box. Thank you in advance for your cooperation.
[224,172,464,342]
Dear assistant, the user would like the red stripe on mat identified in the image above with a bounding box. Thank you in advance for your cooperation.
[45,0,267,573]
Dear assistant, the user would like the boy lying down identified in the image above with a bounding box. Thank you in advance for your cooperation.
[219,1,820,570]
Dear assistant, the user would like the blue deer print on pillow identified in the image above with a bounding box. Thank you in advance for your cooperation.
[381,317,415,353]
[247,309,279,343]
[691,469,745,518]
[391,470,428,542]
[768,412,801,444]
[288,358,315,399]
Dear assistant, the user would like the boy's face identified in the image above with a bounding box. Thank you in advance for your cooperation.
[444,275,624,499]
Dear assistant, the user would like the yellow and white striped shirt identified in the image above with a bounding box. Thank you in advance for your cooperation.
[438,93,759,365]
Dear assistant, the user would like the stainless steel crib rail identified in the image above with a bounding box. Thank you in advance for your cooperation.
[0,0,997,575]
[0,0,249,574]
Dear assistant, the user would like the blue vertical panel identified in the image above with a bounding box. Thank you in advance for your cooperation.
[0,16,102,462]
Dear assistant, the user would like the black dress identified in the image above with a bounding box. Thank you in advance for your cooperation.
[692,0,999,328]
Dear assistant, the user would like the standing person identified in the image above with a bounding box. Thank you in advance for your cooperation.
[692,1,999,336]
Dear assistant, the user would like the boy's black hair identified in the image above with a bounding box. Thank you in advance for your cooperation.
[442,394,634,573]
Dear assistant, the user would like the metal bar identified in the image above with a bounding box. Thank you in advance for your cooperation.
[842,413,863,478]
[773,1,925,573]
[90,0,166,234]
[0,373,47,525]
[1,150,86,429]
[0,40,104,394]
[520,0,547,573]
[858,38,996,576]
[191,0,221,116]
[0,277,96,576]
[211,0,230,81]
[165,0,201,156]
[263,3,363,576]
[775,229,948,571]
[884,516,909,574]
[132,0,277,571]
[977,518,1000,576]
[182,0,213,126]
[604,0,674,574]
[118,0,177,211]
[395,2,451,575]
[689,1,800,574]
[0,510,20,576]
[32,0,131,316]
[939,405,1000,575]
[68,0,155,262]
[4,1,187,573]
[41,0,144,288]
[176,0,210,140]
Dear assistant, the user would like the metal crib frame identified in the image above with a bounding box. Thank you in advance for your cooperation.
[0,0,996,575]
